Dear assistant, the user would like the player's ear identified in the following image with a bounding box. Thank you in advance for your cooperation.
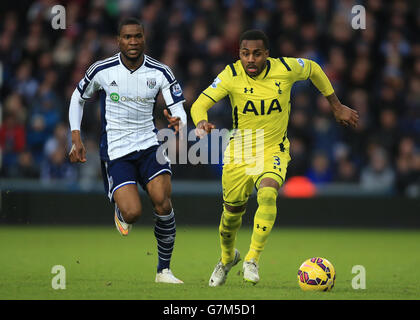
[141,27,146,43]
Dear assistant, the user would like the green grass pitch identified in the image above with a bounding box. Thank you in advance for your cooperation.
[0,225,419,300]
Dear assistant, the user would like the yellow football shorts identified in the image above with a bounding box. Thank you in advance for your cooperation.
[222,147,291,207]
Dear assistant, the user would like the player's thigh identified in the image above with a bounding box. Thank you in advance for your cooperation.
[113,184,142,217]
[222,162,254,209]
[137,145,173,215]
[146,172,172,215]
[253,151,290,190]
[101,158,141,216]
[258,177,280,190]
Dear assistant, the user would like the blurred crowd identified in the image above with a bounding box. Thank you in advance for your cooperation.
[0,0,419,196]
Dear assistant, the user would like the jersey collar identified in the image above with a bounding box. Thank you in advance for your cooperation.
[244,59,271,80]
[119,52,146,74]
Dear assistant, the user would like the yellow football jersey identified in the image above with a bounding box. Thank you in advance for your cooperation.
[191,56,334,160]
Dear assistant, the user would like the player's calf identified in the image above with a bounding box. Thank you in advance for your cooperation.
[154,209,177,273]
[244,186,277,262]
[219,206,245,265]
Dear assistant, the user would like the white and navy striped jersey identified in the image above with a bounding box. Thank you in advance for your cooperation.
[76,53,185,161]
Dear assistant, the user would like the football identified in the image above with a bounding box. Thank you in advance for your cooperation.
[297,257,336,291]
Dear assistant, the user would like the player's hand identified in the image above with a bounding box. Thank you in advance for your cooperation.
[164,109,182,134]
[69,140,87,163]
[195,120,215,138]
[333,104,359,129]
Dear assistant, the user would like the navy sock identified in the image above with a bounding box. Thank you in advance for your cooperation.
[154,210,176,272]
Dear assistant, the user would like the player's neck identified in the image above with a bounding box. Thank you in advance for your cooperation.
[120,53,144,71]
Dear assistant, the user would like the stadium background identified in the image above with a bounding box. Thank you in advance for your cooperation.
[1,0,419,226]
[0,0,420,302]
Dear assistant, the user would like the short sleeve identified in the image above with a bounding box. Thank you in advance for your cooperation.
[160,67,185,107]
[77,73,100,99]
[201,66,232,103]
[285,57,312,82]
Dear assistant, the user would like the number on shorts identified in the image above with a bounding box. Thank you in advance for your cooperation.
[273,156,281,171]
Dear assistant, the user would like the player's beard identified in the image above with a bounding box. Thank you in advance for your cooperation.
[244,60,267,77]
[245,64,262,77]
[122,50,143,62]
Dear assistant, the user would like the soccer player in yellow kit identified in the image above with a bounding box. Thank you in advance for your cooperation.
[191,30,359,286]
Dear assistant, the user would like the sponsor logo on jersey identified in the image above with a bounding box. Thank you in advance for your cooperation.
[110,92,120,102]
[120,96,152,103]
[242,98,282,115]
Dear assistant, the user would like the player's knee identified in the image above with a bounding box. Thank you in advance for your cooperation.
[220,213,242,234]
[121,206,142,224]
[257,187,278,206]
[153,197,172,215]
[224,203,247,213]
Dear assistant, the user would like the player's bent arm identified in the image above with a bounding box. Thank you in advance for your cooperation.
[324,92,342,113]
[168,102,187,126]
[190,93,215,126]
[307,61,341,115]
[308,61,359,128]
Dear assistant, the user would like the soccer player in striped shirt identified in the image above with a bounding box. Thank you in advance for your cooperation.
[69,18,185,284]
[191,29,359,286]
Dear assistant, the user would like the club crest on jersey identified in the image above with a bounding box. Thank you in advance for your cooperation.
[147,78,156,89]
[275,81,282,94]
[171,83,183,97]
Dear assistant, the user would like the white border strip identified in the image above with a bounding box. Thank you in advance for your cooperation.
[148,169,172,181]
[110,181,137,200]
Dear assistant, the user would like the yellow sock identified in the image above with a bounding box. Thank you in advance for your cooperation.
[245,187,278,263]
[219,206,245,265]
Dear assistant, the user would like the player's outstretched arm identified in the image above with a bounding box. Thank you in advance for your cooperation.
[326,93,359,129]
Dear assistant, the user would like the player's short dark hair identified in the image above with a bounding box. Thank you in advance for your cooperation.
[118,17,144,35]
[239,29,269,50]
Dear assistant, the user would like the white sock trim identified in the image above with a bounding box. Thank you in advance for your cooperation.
[154,209,174,221]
